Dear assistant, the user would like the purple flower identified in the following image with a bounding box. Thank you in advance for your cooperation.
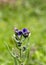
[14,27,30,38]
[17,30,22,36]
[22,28,30,38]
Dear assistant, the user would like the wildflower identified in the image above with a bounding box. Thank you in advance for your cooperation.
[22,28,30,38]
[16,30,22,39]
[14,27,22,38]
[17,30,22,36]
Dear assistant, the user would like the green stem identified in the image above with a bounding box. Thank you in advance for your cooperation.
[20,49,21,58]
[14,58,18,65]
[19,48,22,65]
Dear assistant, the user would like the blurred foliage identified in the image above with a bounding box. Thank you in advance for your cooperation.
[0,0,46,65]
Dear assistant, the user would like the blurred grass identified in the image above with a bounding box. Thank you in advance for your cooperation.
[0,0,46,65]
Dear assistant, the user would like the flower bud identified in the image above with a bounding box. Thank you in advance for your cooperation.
[14,27,18,35]
[23,46,26,51]
[17,42,22,47]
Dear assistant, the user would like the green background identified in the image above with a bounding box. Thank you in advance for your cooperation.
[0,0,46,65]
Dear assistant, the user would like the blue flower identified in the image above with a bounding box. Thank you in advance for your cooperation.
[14,27,30,38]
[22,28,30,38]
[14,27,22,36]
[17,30,22,36]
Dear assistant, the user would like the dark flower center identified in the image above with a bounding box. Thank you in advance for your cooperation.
[22,28,28,33]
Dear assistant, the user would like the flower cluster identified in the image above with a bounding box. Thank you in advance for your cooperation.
[14,27,31,50]
[14,28,30,38]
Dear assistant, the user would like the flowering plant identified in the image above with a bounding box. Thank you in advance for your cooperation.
[5,27,31,65]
